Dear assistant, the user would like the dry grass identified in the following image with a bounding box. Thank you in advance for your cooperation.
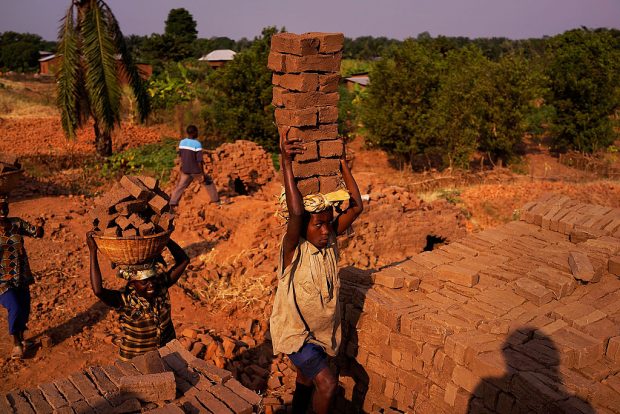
[0,79,57,118]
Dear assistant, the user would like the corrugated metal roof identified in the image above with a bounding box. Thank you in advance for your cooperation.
[199,49,237,62]
[38,54,58,62]
[345,76,370,86]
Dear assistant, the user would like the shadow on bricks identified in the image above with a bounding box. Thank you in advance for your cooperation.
[467,327,595,414]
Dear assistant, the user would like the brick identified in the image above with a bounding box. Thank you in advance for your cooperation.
[0,395,13,414]
[122,227,137,237]
[208,384,252,414]
[288,124,339,142]
[148,194,169,214]
[86,366,119,402]
[572,309,607,330]
[318,139,344,158]
[318,175,341,194]
[115,215,132,230]
[402,317,450,345]
[569,251,601,283]
[295,141,319,163]
[193,390,234,414]
[37,383,67,410]
[101,183,133,207]
[270,32,319,56]
[527,266,576,299]
[54,379,83,404]
[272,73,318,92]
[553,326,604,368]
[188,357,233,384]
[514,277,553,306]
[318,73,340,92]
[24,388,53,414]
[306,32,344,53]
[114,200,147,215]
[114,360,141,377]
[435,264,479,287]
[511,372,564,411]
[6,391,35,414]
[608,337,620,362]
[316,107,339,125]
[68,373,100,401]
[132,350,168,374]
[451,365,481,394]
[119,175,151,200]
[274,107,317,127]
[135,175,158,190]
[295,176,319,196]
[224,379,261,406]
[268,51,341,73]
[120,372,176,402]
[609,256,620,276]
[292,158,340,178]
[145,404,185,414]
[372,267,405,289]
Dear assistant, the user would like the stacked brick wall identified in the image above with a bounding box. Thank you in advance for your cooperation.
[268,32,345,196]
[1,340,261,413]
[336,194,620,413]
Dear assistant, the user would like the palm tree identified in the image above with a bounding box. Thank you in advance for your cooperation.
[56,0,150,156]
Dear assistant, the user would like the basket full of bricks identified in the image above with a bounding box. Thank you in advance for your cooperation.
[269,31,346,196]
[90,175,174,265]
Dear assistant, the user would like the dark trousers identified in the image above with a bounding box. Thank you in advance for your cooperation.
[0,286,31,335]
[170,173,219,205]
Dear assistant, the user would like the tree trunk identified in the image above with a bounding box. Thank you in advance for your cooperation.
[93,120,112,157]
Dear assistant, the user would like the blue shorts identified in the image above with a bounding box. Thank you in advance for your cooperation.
[0,286,31,335]
[288,343,328,380]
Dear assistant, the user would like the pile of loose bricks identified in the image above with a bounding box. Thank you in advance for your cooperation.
[268,32,345,196]
[204,140,276,194]
[91,175,173,238]
[0,340,261,413]
[335,194,620,413]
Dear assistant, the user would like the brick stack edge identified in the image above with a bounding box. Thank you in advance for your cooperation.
[0,339,261,413]
[269,32,345,196]
[334,194,620,413]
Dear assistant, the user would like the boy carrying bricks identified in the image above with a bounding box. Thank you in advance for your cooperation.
[87,232,189,360]
[0,197,44,359]
[270,132,363,414]
[169,125,220,208]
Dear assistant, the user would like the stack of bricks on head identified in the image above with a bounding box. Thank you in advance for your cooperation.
[269,32,345,196]
[91,175,173,238]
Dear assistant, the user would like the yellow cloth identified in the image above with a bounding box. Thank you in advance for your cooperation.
[269,232,341,356]
[117,264,158,281]
[277,188,350,220]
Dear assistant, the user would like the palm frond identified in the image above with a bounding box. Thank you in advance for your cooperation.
[56,3,84,139]
[80,0,121,133]
[101,1,151,123]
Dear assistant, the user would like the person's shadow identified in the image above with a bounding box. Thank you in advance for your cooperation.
[468,327,595,414]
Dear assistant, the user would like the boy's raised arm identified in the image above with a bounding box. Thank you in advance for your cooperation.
[166,239,190,285]
[87,232,122,308]
[334,144,363,235]
[281,128,306,269]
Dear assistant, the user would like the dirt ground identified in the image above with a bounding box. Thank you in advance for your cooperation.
[1,95,620,396]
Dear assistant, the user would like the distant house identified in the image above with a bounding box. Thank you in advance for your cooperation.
[198,49,236,69]
[38,54,152,83]
[344,73,370,91]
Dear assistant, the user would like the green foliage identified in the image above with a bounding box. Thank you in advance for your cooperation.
[546,28,620,153]
[162,8,198,61]
[148,62,201,110]
[101,138,178,182]
[56,0,150,156]
[343,36,401,59]
[201,27,279,152]
[0,32,55,72]
[340,59,371,77]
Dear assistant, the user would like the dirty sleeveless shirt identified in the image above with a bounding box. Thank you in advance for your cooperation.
[270,232,341,357]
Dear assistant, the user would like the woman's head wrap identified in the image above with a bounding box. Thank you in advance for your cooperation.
[117,262,158,281]
[277,188,350,220]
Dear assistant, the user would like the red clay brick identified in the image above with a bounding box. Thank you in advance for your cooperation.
[609,256,620,276]
[23,388,53,414]
[119,175,151,200]
[274,107,317,127]
[435,264,479,287]
[569,250,601,283]
[306,32,344,53]
[318,139,344,158]
[120,372,176,402]
[296,176,319,196]
[272,73,319,92]
[318,175,341,193]
[372,267,405,289]
[267,51,342,73]
[527,266,576,298]
[451,365,481,394]
[270,33,319,56]
[514,277,554,306]
[317,105,339,124]
[292,158,340,178]
[148,194,169,214]
[608,336,620,362]
[6,391,35,414]
[208,384,252,414]
[37,383,67,410]
[53,379,82,404]
[553,326,604,369]
[288,124,338,142]
[318,73,340,92]
[295,141,319,162]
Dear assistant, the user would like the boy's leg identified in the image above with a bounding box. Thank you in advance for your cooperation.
[201,174,220,203]
[0,287,29,357]
[289,344,333,414]
[292,369,313,413]
[169,172,194,206]
[312,367,337,414]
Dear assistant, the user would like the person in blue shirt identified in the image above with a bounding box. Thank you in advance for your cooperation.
[169,125,220,207]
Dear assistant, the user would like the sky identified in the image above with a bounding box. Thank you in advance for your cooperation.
[2,0,620,41]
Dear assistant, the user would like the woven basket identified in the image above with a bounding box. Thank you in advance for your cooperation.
[0,169,23,194]
[93,230,172,265]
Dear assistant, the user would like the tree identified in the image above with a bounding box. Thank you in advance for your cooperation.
[56,0,150,156]
[546,29,620,153]
[163,8,198,61]
[0,32,56,72]
[201,27,279,152]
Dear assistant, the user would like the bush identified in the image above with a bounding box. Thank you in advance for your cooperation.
[101,138,178,182]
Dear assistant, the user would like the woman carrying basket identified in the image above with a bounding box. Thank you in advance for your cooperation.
[87,233,189,360]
